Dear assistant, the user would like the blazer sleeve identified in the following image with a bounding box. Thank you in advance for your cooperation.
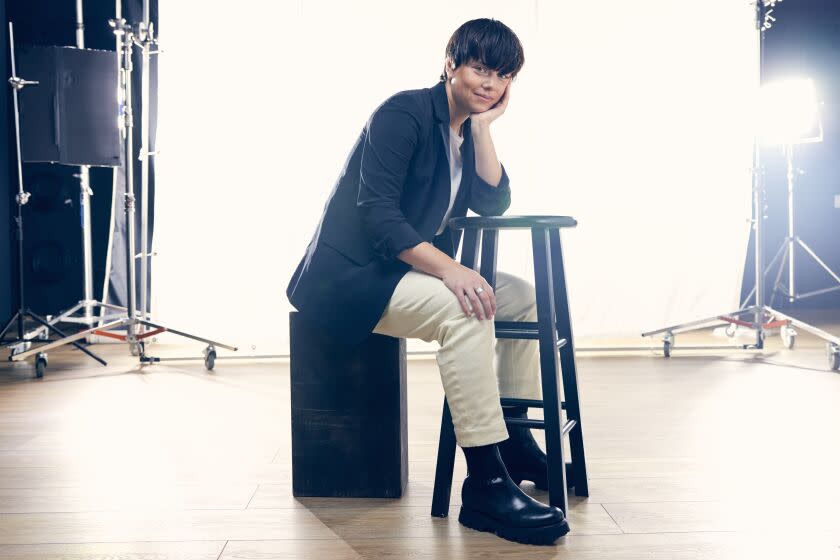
[357,95,426,262]
[468,162,512,217]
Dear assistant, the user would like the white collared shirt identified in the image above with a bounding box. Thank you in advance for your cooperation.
[435,124,465,236]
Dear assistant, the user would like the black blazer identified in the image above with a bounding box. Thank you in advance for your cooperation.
[286,80,511,348]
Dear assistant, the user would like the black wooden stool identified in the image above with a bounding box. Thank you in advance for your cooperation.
[430,216,589,517]
[289,311,408,498]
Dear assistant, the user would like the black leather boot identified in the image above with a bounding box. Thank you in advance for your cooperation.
[459,443,569,545]
[498,406,572,491]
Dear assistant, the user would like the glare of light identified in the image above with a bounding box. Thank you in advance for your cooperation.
[758,78,821,145]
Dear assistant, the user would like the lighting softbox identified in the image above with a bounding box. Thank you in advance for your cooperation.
[16,45,120,167]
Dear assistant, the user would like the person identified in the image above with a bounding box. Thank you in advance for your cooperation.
[286,18,569,545]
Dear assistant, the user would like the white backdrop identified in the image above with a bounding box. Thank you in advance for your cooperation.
[154,0,757,355]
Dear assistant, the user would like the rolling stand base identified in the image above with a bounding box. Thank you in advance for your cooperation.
[1,309,107,377]
[642,305,840,371]
[8,317,236,376]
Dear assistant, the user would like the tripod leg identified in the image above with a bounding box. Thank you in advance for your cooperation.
[769,247,789,308]
[25,302,86,341]
[0,312,20,343]
[27,311,107,366]
[739,285,755,310]
[100,302,129,312]
[763,242,787,281]
[641,308,748,338]
[136,320,238,351]
[797,239,840,286]
[10,319,123,362]
[738,243,785,308]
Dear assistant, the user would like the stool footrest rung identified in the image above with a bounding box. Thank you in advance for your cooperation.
[494,321,569,347]
[500,397,566,410]
[496,332,568,349]
[502,418,577,435]
[504,418,546,429]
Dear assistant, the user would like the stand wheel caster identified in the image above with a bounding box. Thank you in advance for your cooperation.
[35,353,48,378]
[781,326,796,350]
[725,324,737,338]
[662,332,674,358]
[204,346,216,371]
[130,341,145,357]
[751,329,766,349]
[828,343,840,372]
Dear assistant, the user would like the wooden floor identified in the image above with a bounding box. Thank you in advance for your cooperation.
[1,322,840,559]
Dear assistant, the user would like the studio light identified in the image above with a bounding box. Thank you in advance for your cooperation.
[759,78,823,145]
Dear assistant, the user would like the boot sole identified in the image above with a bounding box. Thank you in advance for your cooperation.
[458,506,570,545]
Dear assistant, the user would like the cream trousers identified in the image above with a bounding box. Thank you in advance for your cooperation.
[372,269,542,447]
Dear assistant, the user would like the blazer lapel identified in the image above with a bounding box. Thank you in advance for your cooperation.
[430,82,471,248]
[455,118,474,210]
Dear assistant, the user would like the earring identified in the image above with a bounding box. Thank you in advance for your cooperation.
[450,77,456,85]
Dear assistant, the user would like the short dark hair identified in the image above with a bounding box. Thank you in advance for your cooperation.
[440,18,525,82]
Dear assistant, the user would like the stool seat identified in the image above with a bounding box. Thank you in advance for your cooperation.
[448,215,578,230]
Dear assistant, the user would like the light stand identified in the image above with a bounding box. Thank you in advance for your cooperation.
[17,0,135,344]
[640,0,840,371]
[0,22,107,376]
[9,6,238,375]
[138,0,152,324]
[763,141,840,309]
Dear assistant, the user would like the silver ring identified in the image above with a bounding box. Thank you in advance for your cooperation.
[475,287,485,295]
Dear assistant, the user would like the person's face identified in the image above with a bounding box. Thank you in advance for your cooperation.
[447,57,512,114]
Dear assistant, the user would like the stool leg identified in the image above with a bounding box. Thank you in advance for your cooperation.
[549,228,589,497]
[479,229,499,290]
[531,227,569,515]
[431,398,457,518]
[460,229,481,269]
